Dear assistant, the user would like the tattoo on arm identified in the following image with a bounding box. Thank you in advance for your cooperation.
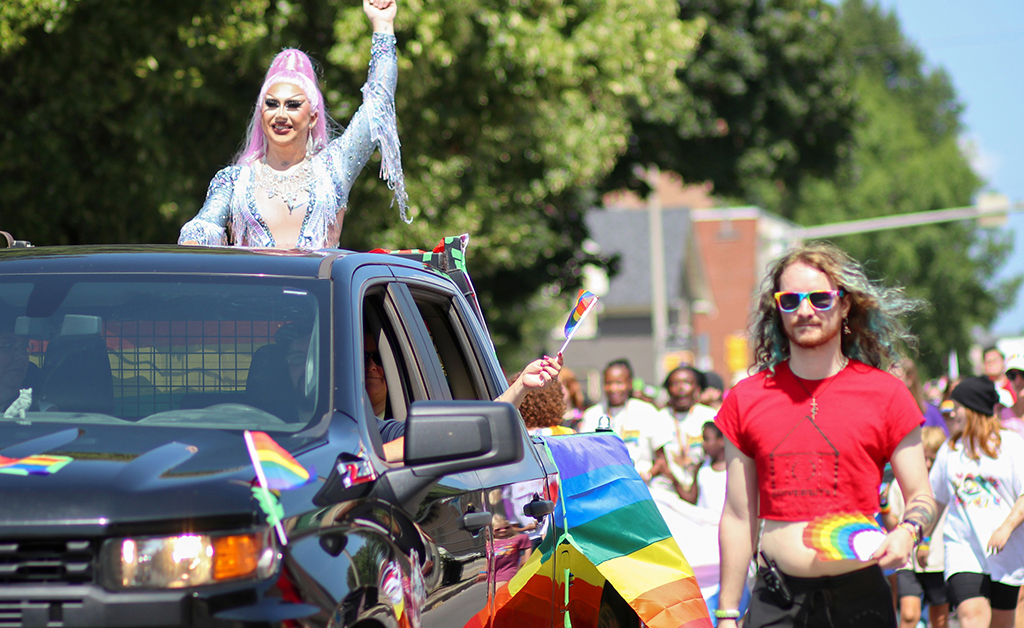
[903,495,938,535]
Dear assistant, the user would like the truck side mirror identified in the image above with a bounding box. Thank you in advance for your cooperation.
[379,400,524,513]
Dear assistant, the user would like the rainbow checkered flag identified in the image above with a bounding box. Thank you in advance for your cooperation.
[244,430,312,545]
[559,290,598,354]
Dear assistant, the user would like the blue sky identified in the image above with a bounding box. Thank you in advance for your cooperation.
[873,0,1024,335]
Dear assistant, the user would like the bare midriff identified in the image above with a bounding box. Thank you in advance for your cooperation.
[760,519,878,577]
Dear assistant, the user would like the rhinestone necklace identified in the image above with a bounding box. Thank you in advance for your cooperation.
[255,158,315,215]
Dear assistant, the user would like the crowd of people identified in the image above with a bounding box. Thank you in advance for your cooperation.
[516,242,1024,628]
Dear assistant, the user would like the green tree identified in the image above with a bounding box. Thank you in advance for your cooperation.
[0,0,277,244]
[0,0,75,55]
[784,0,1019,377]
[333,0,702,362]
[0,0,702,365]
[600,0,856,206]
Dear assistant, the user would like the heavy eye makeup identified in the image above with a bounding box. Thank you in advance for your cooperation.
[263,98,305,111]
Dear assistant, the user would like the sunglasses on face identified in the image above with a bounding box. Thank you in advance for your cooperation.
[1008,370,1024,382]
[774,289,845,313]
[364,350,382,367]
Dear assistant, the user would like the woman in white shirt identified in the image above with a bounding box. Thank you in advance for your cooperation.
[930,376,1024,628]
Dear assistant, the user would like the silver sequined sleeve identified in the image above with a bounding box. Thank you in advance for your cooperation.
[178,166,239,245]
[324,33,410,223]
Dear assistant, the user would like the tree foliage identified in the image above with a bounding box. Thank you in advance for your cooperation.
[784,0,1020,377]
[0,0,701,364]
[601,0,856,205]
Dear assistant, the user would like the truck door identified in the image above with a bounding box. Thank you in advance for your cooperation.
[399,277,559,628]
[365,281,491,628]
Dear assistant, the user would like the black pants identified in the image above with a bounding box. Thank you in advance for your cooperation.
[747,564,897,628]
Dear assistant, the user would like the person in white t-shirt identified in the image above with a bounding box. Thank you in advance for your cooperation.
[662,365,718,486]
[930,376,1024,628]
[654,420,727,513]
[579,359,674,483]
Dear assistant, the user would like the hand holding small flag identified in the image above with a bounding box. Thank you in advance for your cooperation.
[559,289,598,355]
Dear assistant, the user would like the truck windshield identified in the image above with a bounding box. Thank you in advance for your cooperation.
[0,276,326,431]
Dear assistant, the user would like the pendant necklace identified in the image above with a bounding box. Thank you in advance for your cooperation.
[792,357,849,421]
[255,157,315,215]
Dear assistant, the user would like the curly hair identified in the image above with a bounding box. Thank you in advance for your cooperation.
[509,371,567,429]
[751,241,922,373]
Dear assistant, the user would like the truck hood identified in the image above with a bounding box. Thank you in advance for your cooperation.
[0,423,322,534]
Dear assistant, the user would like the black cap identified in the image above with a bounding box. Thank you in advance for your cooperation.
[950,376,999,417]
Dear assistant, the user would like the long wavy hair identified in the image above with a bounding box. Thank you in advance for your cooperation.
[235,49,336,165]
[751,241,922,373]
[949,406,1002,461]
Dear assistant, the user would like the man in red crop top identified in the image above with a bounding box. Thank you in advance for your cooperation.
[714,242,939,628]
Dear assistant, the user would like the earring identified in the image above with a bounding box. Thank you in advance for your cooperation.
[306,131,314,157]
[843,317,851,335]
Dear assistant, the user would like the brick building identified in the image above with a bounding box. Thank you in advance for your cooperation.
[555,173,795,400]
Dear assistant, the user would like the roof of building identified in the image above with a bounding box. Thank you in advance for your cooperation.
[586,206,710,311]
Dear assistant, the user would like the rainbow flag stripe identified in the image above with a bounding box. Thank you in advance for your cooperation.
[0,453,73,476]
[563,289,597,338]
[487,433,711,628]
[802,512,887,561]
[248,431,311,490]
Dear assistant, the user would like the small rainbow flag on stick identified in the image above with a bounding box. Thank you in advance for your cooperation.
[559,289,598,354]
[802,512,887,561]
[244,430,312,545]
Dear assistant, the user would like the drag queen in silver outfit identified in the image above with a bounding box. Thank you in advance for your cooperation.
[178,0,408,249]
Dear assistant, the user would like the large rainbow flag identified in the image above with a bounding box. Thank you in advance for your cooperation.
[480,432,711,628]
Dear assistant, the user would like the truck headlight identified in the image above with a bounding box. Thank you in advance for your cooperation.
[104,531,277,589]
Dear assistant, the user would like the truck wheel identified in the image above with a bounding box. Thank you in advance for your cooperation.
[596,581,639,628]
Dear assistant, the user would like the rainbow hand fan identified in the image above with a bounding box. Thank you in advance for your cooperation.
[802,512,887,561]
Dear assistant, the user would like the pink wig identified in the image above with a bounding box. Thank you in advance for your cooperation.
[235,49,331,165]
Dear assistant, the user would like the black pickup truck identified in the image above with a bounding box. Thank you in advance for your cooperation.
[0,237,615,628]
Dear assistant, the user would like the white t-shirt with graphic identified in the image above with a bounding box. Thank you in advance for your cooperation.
[580,398,674,477]
[930,430,1024,585]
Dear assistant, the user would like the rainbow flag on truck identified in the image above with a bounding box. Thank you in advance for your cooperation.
[474,432,712,628]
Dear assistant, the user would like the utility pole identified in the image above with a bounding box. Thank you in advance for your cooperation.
[645,166,668,384]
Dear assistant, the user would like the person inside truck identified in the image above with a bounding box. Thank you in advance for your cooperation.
[362,331,406,462]
[364,326,563,463]
[0,324,39,413]
[177,0,408,249]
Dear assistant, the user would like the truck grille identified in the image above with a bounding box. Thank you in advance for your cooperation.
[0,540,95,584]
[0,599,83,628]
